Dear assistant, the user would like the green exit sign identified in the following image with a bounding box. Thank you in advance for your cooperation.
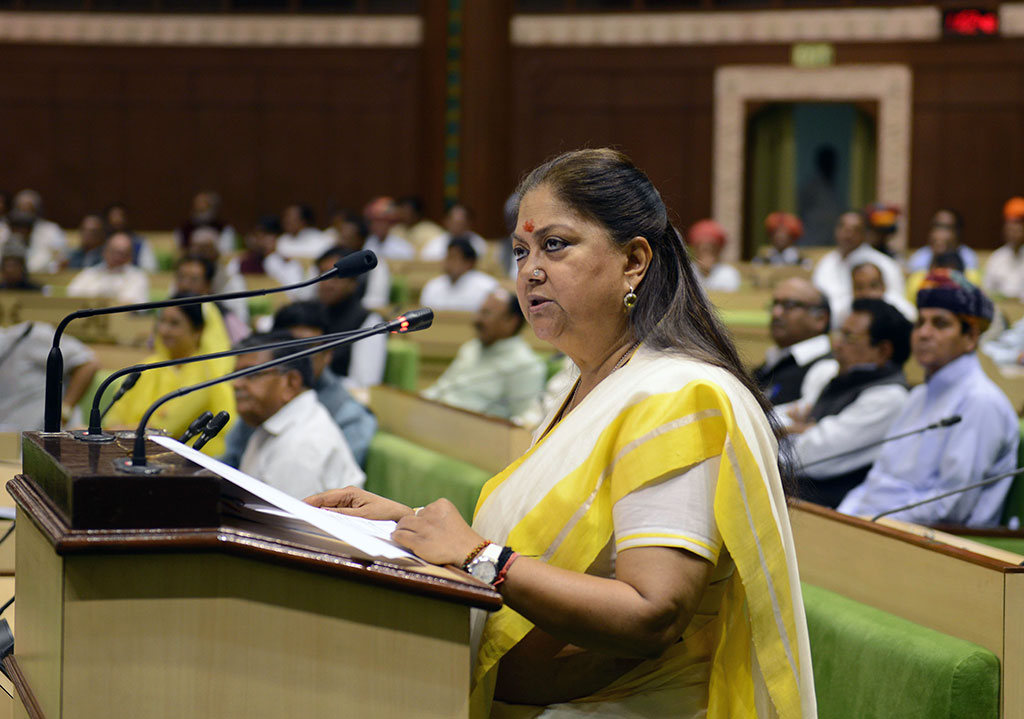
[791,43,835,68]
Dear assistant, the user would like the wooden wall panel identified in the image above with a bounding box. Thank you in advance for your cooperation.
[0,44,422,232]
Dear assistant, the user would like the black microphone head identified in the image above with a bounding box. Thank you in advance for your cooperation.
[389,308,434,334]
[206,410,230,434]
[940,415,962,427]
[188,411,214,433]
[333,249,378,278]
[122,371,142,391]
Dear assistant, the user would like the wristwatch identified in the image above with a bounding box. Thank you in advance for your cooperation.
[466,543,505,585]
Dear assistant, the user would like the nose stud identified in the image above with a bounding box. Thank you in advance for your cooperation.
[533,269,541,277]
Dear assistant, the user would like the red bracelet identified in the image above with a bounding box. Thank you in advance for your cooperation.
[461,541,491,571]
[493,552,520,587]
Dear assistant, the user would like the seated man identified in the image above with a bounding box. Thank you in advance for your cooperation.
[982,196,1024,299]
[220,302,378,469]
[67,231,149,304]
[788,298,912,508]
[847,260,916,323]
[422,288,546,422]
[752,211,810,267]
[233,332,365,499]
[0,240,41,291]
[753,277,838,418]
[686,219,741,292]
[906,208,979,273]
[838,271,1019,527]
[419,236,499,313]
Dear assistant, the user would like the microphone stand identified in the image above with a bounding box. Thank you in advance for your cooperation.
[76,325,383,443]
[870,466,1024,522]
[114,309,432,474]
[43,249,377,432]
[796,415,962,471]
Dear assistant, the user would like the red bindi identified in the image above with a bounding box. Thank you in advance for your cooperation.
[524,219,535,233]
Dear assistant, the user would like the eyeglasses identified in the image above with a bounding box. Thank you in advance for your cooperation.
[770,298,821,312]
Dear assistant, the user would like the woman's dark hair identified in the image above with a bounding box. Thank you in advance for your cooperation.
[168,292,205,332]
[515,149,787,455]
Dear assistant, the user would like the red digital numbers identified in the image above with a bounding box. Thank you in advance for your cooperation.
[943,8,999,36]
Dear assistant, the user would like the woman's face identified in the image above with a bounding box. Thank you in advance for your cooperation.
[157,306,201,359]
[512,185,637,362]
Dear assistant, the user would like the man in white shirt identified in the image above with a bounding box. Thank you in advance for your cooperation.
[394,196,446,256]
[983,197,1024,299]
[753,277,838,422]
[420,202,488,261]
[419,236,499,313]
[11,189,67,273]
[364,196,416,261]
[234,332,365,499]
[422,288,547,421]
[812,211,904,326]
[788,298,912,508]
[67,232,150,304]
[277,204,333,261]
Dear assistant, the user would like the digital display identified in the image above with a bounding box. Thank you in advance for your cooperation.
[943,8,1000,37]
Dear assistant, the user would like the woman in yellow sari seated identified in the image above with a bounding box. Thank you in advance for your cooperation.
[107,293,236,456]
[307,149,816,718]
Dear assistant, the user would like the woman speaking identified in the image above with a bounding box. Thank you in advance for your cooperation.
[307,149,815,718]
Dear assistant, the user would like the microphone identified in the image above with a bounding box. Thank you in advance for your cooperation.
[114,308,432,473]
[179,411,214,444]
[192,411,230,451]
[796,415,962,471]
[870,465,1024,522]
[76,318,402,443]
[43,249,378,431]
[100,371,141,421]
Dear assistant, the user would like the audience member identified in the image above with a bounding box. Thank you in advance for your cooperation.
[788,298,912,508]
[11,189,67,273]
[277,203,332,261]
[67,232,149,304]
[105,202,156,271]
[753,277,838,417]
[315,246,387,388]
[686,219,741,292]
[905,249,980,302]
[906,208,979,273]
[982,197,1024,299]
[847,261,916,323]
[422,288,546,421]
[0,320,98,430]
[838,270,1018,527]
[0,241,42,292]
[67,214,106,270]
[862,203,901,258]
[234,332,365,498]
[420,202,488,261]
[187,227,249,325]
[419,236,499,313]
[322,208,363,249]
[230,216,304,288]
[753,211,810,267]
[327,213,391,309]
[176,190,235,256]
[176,255,249,344]
[364,196,416,260]
[812,211,903,324]
[106,297,237,456]
[221,302,378,469]
[394,196,445,255]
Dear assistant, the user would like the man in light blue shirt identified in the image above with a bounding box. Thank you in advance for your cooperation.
[838,270,1018,527]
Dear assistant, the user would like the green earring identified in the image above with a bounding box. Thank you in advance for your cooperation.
[623,287,638,309]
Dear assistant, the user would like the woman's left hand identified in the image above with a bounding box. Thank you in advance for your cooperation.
[391,499,487,567]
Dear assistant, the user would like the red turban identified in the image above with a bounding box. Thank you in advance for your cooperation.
[764,212,803,238]
[687,219,727,248]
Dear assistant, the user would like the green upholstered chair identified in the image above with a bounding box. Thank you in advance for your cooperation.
[803,583,999,719]
[383,339,419,392]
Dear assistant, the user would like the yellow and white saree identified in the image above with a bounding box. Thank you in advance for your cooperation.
[470,346,816,718]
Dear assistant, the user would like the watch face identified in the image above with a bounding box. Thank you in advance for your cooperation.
[470,560,497,584]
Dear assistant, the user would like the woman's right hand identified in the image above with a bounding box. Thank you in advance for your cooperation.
[303,486,415,522]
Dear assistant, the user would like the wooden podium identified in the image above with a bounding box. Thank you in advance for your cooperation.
[8,432,501,719]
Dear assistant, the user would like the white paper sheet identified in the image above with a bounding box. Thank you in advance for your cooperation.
[151,436,421,562]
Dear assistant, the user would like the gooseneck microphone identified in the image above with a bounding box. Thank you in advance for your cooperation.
[797,415,962,471]
[43,249,378,431]
[114,309,432,473]
[870,465,1024,522]
[179,411,214,444]
[77,319,401,442]
[100,370,141,421]
[191,411,230,451]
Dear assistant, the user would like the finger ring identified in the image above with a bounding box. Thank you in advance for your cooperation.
[414,506,424,515]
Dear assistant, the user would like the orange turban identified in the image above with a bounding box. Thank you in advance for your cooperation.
[687,219,727,248]
[1004,197,1024,222]
[764,212,803,238]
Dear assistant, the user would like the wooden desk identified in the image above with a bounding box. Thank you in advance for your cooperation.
[0,294,152,346]
[789,501,1024,718]
[370,385,531,474]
